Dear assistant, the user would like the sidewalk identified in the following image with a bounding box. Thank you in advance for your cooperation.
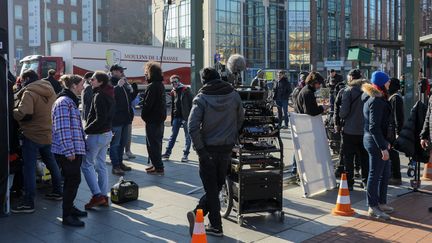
[1,122,431,243]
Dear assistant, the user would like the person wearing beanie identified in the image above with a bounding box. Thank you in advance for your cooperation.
[251,69,267,89]
[387,78,404,186]
[338,69,369,190]
[361,71,393,220]
[187,67,244,237]
[294,71,327,116]
[162,75,194,162]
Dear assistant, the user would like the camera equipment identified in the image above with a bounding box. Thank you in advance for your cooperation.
[220,88,284,225]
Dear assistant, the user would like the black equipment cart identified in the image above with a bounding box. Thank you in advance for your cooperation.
[220,87,284,226]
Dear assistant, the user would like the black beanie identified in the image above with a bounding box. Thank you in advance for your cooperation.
[388,78,401,95]
[348,69,362,79]
[201,67,220,84]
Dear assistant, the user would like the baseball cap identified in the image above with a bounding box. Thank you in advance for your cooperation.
[110,64,127,72]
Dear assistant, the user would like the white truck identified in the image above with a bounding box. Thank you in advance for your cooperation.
[19,41,191,89]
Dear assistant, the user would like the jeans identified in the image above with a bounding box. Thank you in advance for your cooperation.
[146,122,165,169]
[55,154,82,218]
[195,152,231,230]
[22,136,62,204]
[82,132,112,196]
[364,136,391,207]
[165,117,191,156]
[110,125,129,167]
[389,149,401,180]
[276,100,289,127]
[342,133,369,187]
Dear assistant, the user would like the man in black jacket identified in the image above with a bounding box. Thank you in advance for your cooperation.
[187,67,244,237]
[43,69,63,95]
[326,69,343,112]
[388,78,404,185]
[162,75,193,162]
[81,72,94,121]
[273,70,292,128]
[295,72,327,116]
[109,65,138,176]
[141,62,167,175]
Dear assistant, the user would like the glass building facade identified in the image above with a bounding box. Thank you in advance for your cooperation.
[288,0,310,71]
[165,0,191,48]
[215,0,241,62]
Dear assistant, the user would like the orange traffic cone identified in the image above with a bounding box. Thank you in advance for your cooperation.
[422,162,432,181]
[332,173,355,216]
[191,209,207,243]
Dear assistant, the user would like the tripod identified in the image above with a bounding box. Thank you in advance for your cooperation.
[397,159,432,197]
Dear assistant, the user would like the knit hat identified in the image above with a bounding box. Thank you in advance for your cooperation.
[200,67,221,84]
[348,69,362,79]
[371,71,389,87]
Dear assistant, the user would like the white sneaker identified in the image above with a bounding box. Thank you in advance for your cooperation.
[379,204,394,214]
[368,206,391,220]
[122,154,129,160]
[181,155,188,162]
[126,151,136,159]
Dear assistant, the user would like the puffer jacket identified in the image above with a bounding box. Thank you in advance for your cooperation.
[361,83,391,150]
[395,100,428,162]
[13,80,56,144]
[188,79,244,152]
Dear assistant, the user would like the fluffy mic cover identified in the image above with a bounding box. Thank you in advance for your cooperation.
[227,54,246,74]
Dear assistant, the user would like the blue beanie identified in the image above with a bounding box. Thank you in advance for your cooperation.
[371,71,389,87]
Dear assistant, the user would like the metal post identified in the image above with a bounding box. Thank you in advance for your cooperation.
[403,0,420,118]
[44,0,48,55]
[263,0,269,68]
[191,0,204,94]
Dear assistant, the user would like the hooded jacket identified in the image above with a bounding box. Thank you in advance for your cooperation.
[140,77,167,124]
[51,89,86,157]
[294,84,324,116]
[188,79,244,152]
[13,80,56,144]
[361,83,391,150]
[85,85,115,134]
[339,79,367,135]
[111,76,138,126]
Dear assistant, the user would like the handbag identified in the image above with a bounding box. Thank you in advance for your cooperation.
[111,177,139,204]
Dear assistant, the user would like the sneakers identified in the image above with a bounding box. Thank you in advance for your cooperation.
[379,204,394,214]
[162,153,170,160]
[119,163,132,171]
[11,202,35,214]
[71,206,88,217]
[147,167,165,175]
[112,166,125,176]
[205,225,224,237]
[122,154,129,160]
[187,211,195,236]
[101,196,110,207]
[85,195,108,210]
[145,166,155,171]
[62,215,85,227]
[125,151,136,159]
[181,155,188,162]
[368,206,391,220]
[45,192,63,201]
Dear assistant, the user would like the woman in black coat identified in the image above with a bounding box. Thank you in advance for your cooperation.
[362,71,393,220]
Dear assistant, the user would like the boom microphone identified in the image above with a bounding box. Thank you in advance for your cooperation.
[227,54,246,74]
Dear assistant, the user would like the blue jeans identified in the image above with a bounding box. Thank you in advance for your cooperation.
[364,136,391,207]
[22,136,62,204]
[276,100,289,127]
[82,132,112,196]
[165,117,191,156]
[110,125,129,167]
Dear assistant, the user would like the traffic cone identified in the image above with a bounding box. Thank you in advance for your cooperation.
[332,173,355,216]
[422,162,432,181]
[191,209,207,243]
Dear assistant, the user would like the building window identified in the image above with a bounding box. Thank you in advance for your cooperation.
[71,12,77,24]
[46,28,51,41]
[46,9,51,22]
[58,10,64,23]
[14,5,23,20]
[58,0,64,4]
[71,0,77,6]
[16,47,24,60]
[71,30,78,41]
[15,25,23,40]
[58,29,65,41]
